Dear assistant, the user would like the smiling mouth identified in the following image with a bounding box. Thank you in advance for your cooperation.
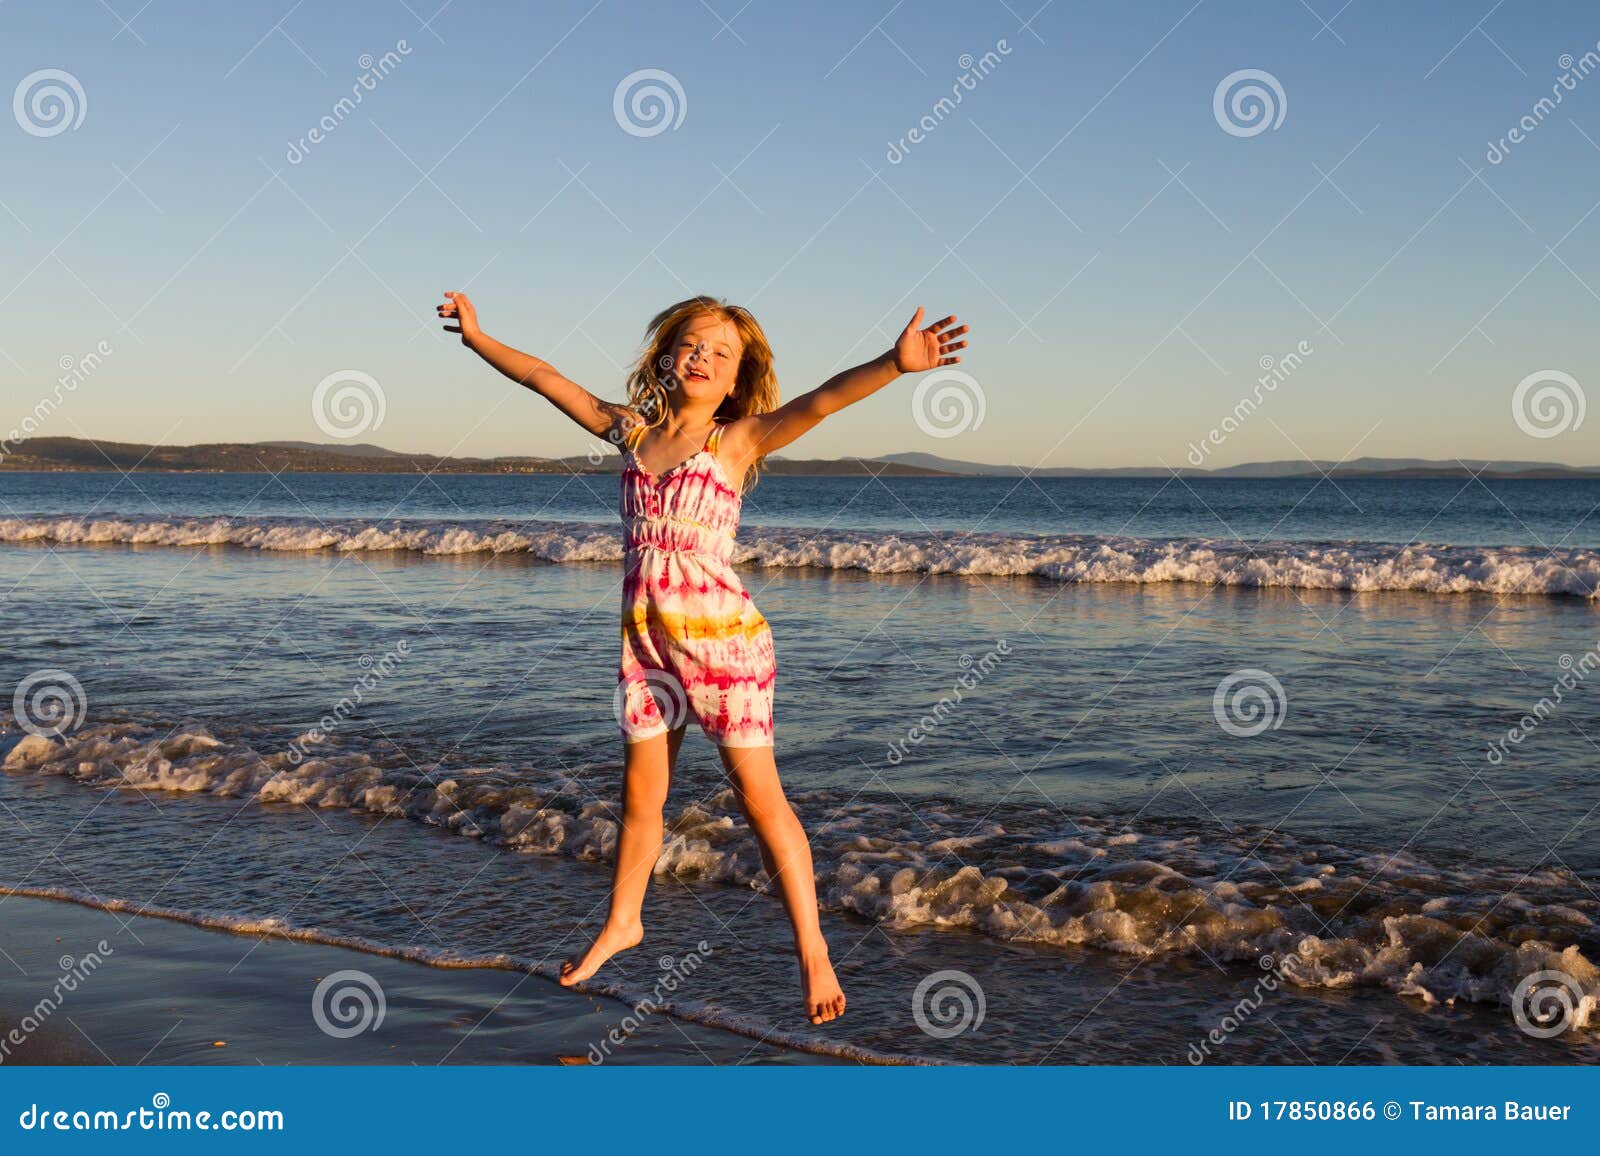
[686,369,709,382]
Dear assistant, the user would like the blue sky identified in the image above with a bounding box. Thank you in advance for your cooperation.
[3,0,1600,467]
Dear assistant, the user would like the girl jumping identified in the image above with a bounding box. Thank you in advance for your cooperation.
[437,291,969,1025]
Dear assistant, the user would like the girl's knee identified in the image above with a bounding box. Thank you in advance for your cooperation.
[622,798,667,825]
[737,786,796,831]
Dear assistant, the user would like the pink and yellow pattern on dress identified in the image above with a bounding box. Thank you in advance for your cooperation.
[616,420,776,747]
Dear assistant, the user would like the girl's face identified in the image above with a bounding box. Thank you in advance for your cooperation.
[667,314,743,404]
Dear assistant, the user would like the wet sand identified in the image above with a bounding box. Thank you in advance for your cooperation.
[0,896,833,1066]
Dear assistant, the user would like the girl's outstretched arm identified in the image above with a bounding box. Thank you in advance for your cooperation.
[722,307,968,470]
[437,291,628,439]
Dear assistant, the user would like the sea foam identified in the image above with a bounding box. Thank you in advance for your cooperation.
[3,513,1599,598]
[5,718,1596,1032]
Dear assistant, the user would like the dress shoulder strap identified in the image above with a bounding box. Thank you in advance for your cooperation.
[704,422,725,455]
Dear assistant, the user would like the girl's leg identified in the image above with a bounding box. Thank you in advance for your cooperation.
[560,726,686,985]
[717,743,846,1025]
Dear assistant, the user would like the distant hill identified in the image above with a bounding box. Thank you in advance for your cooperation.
[0,437,951,477]
[879,453,1155,477]
[260,440,407,458]
[877,452,1600,479]
[3,438,1598,479]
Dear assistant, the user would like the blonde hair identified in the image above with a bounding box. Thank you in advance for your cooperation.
[624,296,779,490]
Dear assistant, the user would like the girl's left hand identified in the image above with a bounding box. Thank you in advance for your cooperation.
[893,307,969,373]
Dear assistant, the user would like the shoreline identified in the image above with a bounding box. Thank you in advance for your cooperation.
[0,894,839,1067]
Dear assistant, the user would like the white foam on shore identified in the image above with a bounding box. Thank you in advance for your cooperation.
[6,718,1597,1032]
[0,882,925,1065]
[4,513,1599,597]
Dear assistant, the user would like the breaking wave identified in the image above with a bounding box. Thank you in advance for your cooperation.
[4,717,1596,1033]
[3,513,1599,598]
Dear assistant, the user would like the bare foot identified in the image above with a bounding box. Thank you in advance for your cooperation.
[559,920,643,986]
[800,941,846,1025]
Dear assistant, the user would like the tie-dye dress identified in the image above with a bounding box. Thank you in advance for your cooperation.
[616,420,776,747]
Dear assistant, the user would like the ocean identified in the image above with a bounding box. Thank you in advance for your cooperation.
[2,470,1598,1063]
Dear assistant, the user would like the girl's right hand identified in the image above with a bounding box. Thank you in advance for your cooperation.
[437,291,481,346]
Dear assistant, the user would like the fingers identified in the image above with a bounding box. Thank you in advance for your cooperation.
[901,305,925,334]
[921,313,957,334]
[939,339,968,355]
[442,324,462,334]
